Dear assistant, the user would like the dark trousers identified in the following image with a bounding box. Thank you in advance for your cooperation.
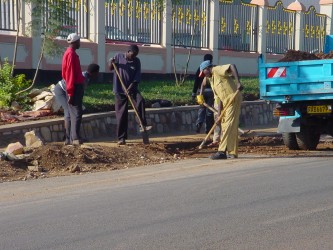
[66,84,84,142]
[115,92,147,140]
[196,88,214,133]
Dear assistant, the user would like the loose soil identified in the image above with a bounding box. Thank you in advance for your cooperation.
[1,135,333,183]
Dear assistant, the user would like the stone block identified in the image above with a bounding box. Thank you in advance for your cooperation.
[25,130,44,148]
[40,127,52,142]
[28,166,43,172]
[155,114,160,123]
[157,124,164,133]
[5,142,24,155]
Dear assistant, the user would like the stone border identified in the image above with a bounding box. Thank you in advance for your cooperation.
[0,101,278,147]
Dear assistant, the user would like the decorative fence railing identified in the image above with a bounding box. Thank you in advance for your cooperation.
[0,0,328,54]
[0,0,17,31]
[171,0,209,48]
[105,0,162,44]
[301,6,326,53]
[266,1,296,54]
[218,0,258,52]
[41,0,89,39]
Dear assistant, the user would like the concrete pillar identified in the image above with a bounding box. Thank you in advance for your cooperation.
[287,1,306,51]
[294,11,304,51]
[251,0,268,54]
[23,1,42,69]
[209,0,219,64]
[320,0,333,35]
[18,0,25,36]
[89,0,106,72]
[162,0,172,73]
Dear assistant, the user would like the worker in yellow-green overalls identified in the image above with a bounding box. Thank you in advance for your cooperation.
[196,61,243,160]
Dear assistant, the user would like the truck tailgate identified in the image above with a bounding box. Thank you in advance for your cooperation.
[259,54,333,102]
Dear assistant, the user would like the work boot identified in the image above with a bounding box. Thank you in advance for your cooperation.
[227,154,238,159]
[196,123,202,133]
[117,139,126,145]
[210,151,227,160]
[72,139,83,145]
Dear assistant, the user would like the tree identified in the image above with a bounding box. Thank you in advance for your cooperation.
[16,0,76,95]
[156,0,203,86]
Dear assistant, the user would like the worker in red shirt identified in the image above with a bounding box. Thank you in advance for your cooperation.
[61,33,85,145]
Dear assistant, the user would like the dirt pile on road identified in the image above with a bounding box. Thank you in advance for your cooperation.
[1,135,333,183]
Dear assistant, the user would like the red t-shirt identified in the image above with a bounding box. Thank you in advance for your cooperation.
[61,47,85,96]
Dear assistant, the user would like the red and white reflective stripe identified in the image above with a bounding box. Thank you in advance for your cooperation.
[267,67,286,78]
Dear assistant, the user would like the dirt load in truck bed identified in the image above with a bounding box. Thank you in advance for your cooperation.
[278,50,333,62]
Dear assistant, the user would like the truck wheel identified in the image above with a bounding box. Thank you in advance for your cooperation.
[282,133,299,150]
[296,126,320,150]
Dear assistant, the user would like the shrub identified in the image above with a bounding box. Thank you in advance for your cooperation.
[0,59,31,110]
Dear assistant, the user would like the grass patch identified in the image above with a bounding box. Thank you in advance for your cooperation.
[76,77,259,113]
[33,77,259,112]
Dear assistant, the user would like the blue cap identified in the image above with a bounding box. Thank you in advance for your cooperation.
[200,60,212,72]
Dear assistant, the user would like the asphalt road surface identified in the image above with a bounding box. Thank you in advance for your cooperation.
[1,154,333,250]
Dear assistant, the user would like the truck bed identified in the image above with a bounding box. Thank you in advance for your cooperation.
[259,54,333,102]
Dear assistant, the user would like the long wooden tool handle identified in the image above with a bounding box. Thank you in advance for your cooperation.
[112,62,145,129]
[199,90,240,148]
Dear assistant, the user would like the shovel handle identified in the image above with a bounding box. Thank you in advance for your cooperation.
[112,62,146,130]
[198,90,240,149]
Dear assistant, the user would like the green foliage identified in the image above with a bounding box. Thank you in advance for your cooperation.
[25,0,76,59]
[0,59,31,109]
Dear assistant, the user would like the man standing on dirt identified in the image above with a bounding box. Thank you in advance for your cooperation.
[199,61,243,159]
[108,44,151,145]
[61,33,85,145]
[192,54,214,134]
[54,63,100,144]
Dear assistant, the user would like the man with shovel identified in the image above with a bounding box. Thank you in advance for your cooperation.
[198,61,243,159]
[108,44,151,145]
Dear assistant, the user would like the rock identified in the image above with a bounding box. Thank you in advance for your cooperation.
[152,102,161,108]
[5,142,24,155]
[25,130,44,148]
[28,166,43,172]
[11,101,21,110]
[28,88,44,98]
[69,164,81,173]
[22,110,53,118]
[0,152,7,161]
[32,91,53,102]
[33,99,53,111]
[6,153,19,161]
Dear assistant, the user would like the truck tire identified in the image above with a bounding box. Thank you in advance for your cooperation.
[295,126,320,150]
[282,133,299,150]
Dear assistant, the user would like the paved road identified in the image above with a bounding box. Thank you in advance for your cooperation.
[1,154,333,250]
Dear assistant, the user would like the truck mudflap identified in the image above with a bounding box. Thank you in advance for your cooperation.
[277,117,300,133]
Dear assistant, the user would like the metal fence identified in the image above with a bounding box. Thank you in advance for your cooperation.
[105,0,162,44]
[171,0,210,48]
[266,1,296,54]
[302,6,326,53]
[0,0,17,31]
[41,0,89,39]
[0,0,328,54]
[218,0,258,52]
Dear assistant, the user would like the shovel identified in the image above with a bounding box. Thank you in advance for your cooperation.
[198,90,240,149]
[202,102,251,137]
[112,62,150,144]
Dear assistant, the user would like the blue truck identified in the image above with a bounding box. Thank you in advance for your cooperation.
[259,53,333,150]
